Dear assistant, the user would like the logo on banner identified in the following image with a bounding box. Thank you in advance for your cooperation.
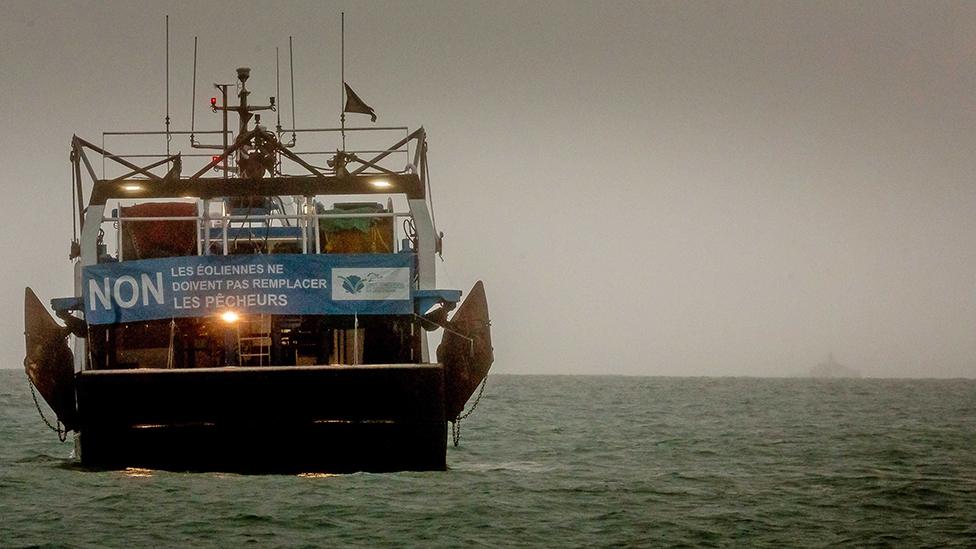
[332,268,410,301]
[338,273,380,295]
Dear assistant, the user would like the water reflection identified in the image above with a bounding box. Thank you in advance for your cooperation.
[121,467,154,478]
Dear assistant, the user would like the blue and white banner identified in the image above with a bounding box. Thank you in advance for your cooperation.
[82,254,414,325]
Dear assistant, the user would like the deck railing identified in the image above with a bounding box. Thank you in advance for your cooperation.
[104,209,413,261]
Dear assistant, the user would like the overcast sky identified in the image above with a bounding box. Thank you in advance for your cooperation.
[2,1,975,377]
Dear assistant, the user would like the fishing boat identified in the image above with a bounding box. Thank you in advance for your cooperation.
[23,59,493,472]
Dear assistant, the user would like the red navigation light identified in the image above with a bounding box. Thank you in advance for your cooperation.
[212,156,221,163]
[210,97,218,107]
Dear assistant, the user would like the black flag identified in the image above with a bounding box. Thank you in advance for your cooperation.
[343,82,377,122]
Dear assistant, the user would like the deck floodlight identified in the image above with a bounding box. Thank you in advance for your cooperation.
[121,184,144,192]
[221,311,240,323]
[370,179,392,189]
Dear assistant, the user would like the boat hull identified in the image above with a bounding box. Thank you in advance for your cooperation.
[75,364,447,473]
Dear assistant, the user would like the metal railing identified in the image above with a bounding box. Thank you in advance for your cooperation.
[100,126,412,179]
[105,208,412,261]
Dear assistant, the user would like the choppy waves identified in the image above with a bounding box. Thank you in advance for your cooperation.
[1,372,974,547]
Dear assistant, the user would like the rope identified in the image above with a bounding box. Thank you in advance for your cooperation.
[402,217,417,247]
[412,314,476,358]
[411,313,474,344]
[423,143,439,237]
[421,144,446,261]
[27,376,67,442]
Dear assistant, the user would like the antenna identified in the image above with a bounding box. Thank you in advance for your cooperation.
[275,46,282,176]
[165,15,171,161]
[340,12,346,151]
[275,47,282,133]
[190,36,198,145]
[289,36,297,145]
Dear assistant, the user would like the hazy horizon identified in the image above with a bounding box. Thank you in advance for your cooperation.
[2,1,975,378]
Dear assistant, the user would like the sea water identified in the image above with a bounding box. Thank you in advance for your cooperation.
[1,370,974,547]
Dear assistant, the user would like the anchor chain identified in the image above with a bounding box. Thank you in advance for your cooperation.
[451,375,488,447]
[27,376,67,442]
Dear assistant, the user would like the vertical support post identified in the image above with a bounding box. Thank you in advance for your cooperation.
[223,322,236,366]
[220,84,229,181]
[71,145,85,231]
[221,203,228,256]
[302,196,312,254]
[196,200,203,256]
[70,161,77,243]
[202,198,210,255]
[313,209,321,253]
[73,261,85,373]
[117,217,124,262]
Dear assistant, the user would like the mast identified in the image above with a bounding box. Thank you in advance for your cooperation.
[341,12,346,152]
[164,15,171,164]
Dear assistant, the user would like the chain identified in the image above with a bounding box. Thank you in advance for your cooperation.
[451,417,461,447]
[27,376,67,442]
[458,375,487,421]
[451,375,488,447]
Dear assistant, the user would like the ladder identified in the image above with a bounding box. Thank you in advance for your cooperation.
[238,314,272,366]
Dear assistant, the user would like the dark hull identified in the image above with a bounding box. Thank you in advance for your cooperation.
[75,365,447,473]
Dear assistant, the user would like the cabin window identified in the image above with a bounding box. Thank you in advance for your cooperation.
[120,202,198,260]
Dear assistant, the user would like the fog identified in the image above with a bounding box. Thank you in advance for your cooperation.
[2,1,974,377]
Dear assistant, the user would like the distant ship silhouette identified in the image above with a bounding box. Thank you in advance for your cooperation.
[809,353,862,378]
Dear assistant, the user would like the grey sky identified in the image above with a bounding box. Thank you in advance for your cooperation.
[2,1,974,377]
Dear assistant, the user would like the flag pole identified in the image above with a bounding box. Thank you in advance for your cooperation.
[340,11,346,152]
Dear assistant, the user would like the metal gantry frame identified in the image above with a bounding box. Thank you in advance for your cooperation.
[69,124,433,247]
